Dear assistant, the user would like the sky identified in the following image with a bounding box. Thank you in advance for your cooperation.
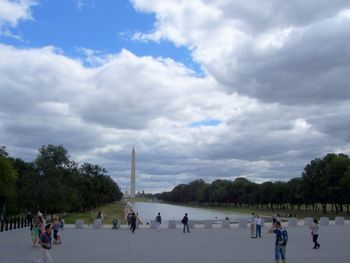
[1,0,350,193]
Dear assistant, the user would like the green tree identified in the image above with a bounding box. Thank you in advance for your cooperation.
[0,155,17,215]
[302,153,350,213]
[12,158,39,212]
[322,153,350,213]
[286,178,304,211]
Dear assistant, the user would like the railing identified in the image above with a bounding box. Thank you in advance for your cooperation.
[0,217,30,232]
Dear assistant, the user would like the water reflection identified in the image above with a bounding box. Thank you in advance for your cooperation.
[128,202,248,223]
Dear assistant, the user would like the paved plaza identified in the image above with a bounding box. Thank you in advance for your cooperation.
[1,223,350,263]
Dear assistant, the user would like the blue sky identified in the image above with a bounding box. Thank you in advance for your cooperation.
[0,0,200,72]
[190,119,222,128]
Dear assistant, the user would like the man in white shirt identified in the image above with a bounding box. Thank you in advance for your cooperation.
[255,215,262,238]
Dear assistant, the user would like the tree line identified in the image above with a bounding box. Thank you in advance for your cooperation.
[0,145,123,217]
[156,153,350,215]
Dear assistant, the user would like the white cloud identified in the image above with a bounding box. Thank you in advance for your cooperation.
[292,118,312,133]
[1,43,350,192]
[1,1,350,192]
[0,0,37,28]
[131,0,350,104]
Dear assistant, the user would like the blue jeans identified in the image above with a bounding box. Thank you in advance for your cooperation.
[275,245,286,260]
[256,225,261,237]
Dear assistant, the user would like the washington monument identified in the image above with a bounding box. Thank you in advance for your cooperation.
[130,147,136,198]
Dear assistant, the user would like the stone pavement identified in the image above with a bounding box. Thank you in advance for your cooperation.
[1,224,350,263]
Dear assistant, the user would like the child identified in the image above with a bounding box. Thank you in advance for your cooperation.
[31,220,40,247]
[40,224,53,263]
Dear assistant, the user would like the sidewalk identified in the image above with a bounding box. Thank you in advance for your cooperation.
[1,224,350,263]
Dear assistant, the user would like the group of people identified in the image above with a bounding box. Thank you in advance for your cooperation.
[150,212,189,233]
[129,212,189,233]
[28,209,321,263]
[249,212,321,263]
[28,212,64,263]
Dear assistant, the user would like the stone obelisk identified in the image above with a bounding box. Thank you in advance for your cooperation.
[130,147,136,198]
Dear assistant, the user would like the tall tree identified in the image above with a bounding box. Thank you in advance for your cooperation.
[0,155,17,215]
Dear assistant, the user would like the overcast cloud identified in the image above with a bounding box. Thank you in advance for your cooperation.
[1,0,350,193]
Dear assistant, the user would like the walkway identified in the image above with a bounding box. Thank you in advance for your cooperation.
[1,224,350,263]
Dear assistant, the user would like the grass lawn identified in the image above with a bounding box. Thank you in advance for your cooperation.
[63,201,126,225]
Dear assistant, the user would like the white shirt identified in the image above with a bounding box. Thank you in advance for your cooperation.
[255,218,262,225]
[311,223,319,235]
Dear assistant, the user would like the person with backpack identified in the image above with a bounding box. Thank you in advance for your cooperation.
[310,219,320,249]
[268,221,288,263]
[181,213,190,233]
[155,212,162,231]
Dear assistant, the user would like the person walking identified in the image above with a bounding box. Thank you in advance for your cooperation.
[130,212,137,233]
[40,224,53,263]
[52,218,61,244]
[310,219,320,249]
[182,213,190,233]
[255,215,262,238]
[155,212,162,231]
[268,221,288,263]
[250,213,256,238]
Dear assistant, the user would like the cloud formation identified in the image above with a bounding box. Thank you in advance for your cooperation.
[1,1,350,193]
[0,0,36,28]
[132,0,350,104]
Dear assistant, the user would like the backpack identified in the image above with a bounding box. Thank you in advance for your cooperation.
[277,228,288,246]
